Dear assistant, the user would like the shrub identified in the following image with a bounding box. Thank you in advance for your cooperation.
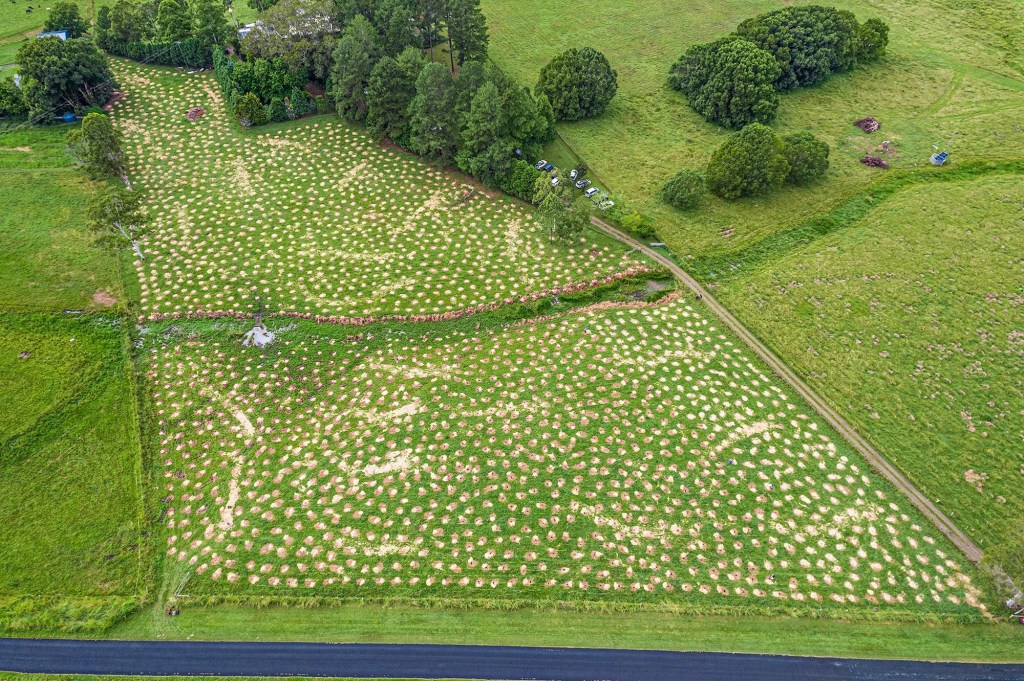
[668,38,780,129]
[620,212,656,238]
[706,123,789,200]
[66,112,125,179]
[231,57,300,105]
[660,169,705,209]
[500,159,541,201]
[267,97,289,123]
[235,92,267,127]
[858,18,890,62]
[535,47,617,121]
[0,79,28,119]
[735,6,861,91]
[43,2,89,38]
[286,89,313,119]
[782,132,830,185]
[606,198,655,238]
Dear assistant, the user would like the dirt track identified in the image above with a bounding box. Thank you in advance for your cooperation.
[590,216,984,564]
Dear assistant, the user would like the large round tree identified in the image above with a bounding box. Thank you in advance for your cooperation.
[668,37,780,129]
[534,47,617,121]
[781,131,830,185]
[706,123,790,200]
[16,37,114,120]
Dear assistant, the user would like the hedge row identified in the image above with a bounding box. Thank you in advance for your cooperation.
[105,37,212,69]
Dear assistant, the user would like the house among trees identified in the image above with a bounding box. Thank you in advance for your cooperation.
[37,30,70,40]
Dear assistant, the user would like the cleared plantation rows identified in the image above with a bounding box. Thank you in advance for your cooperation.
[111,62,639,320]
[151,298,984,617]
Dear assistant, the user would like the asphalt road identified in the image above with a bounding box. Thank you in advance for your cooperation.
[3,638,1024,680]
[589,216,984,563]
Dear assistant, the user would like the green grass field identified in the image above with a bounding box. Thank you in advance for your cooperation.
[482,0,1024,259]
[0,314,144,631]
[714,172,1024,565]
[107,602,1024,662]
[0,116,140,633]
[0,126,123,312]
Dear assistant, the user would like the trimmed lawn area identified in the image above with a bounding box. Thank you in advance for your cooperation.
[0,314,144,629]
[0,125,123,312]
[111,602,1024,663]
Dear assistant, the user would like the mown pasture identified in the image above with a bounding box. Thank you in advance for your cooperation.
[0,314,143,631]
[0,125,123,312]
[0,125,141,632]
[715,172,1024,567]
[482,0,1024,259]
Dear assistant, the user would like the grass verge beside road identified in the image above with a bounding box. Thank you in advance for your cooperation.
[109,602,1024,663]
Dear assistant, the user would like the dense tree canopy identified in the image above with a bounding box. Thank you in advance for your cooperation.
[330,15,383,123]
[107,0,149,44]
[16,37,114,120]
[188,0,229,48]
[535,47,617,121]
[669,7,890,127]
[781,132,830,185]
[157,0,192,42]
[67,113,125,179]
[409,62,460,164]
[668,37,780,129]
[706,123,790,200]
[365,48,423,143]
[43,2,89,38]
[241,0,340,82]
[736,5,862,91]
[457,80,514,185]
[444,0,488,68]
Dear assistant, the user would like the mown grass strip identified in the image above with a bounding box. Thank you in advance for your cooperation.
[688,160,1024,283]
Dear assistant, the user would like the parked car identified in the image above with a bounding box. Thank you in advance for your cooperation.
[543,162,555,172]
[514,148,523,159]
[550,177,560,187]
[584,187,599,198]
[575,179,592,190]
[569,169,578,180]
[534,159,548,170]
[598,200,615,211]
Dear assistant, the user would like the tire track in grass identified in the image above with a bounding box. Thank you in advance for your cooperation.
[589,215,985,565]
